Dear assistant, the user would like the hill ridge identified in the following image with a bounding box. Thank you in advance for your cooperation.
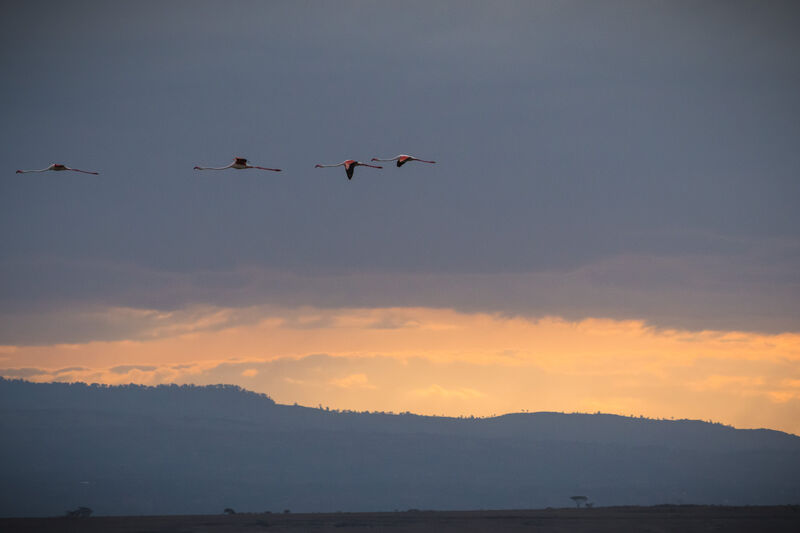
[2,378,799,516]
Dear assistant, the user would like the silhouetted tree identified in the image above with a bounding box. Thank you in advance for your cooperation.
[65,506,92,518]
[570,495,588,508]
[224,508,236,515]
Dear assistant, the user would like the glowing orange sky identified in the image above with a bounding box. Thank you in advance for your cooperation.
[2,305,799,435]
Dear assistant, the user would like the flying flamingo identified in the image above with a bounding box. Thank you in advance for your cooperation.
[314,159,382,180]
[193,157,281,172]
[371,154,436,167]
[16,163,99,175]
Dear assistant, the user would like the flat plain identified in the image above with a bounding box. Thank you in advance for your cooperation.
[2,506,799,533]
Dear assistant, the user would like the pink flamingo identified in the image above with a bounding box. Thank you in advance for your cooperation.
[16,163,98,175]
[371,154,436,167]
[194,157,281,172]
[314,159,382,180]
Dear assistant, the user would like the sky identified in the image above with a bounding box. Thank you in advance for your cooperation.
[1,1,799,434]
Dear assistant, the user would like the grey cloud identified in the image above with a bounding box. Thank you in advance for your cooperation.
[279,315,338,331]
[109,365,157,375]
[0,240,797,346]
[365,317,421,330]
[0,287,265,345]
[55,367,89,374]
[0,368,48,378]
[171,364,196,370]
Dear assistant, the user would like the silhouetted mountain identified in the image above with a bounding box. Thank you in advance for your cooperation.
[1,378,799,517]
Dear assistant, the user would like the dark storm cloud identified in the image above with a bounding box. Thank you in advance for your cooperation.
[0,241,796,346]
[1,1,798,338]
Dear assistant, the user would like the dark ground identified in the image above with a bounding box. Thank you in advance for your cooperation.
[2,506,799,532]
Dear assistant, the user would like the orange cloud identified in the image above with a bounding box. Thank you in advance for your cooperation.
[330,373,376,389]
[1,305,799,434]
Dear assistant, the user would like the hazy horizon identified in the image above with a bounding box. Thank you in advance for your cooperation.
[3,378,799,516]
[3,375,798,436]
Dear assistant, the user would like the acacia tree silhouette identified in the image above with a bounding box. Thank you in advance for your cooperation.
[66,506,92,518]
[570,496,588,508]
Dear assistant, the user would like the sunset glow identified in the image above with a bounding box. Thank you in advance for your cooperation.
[3,305,798,434]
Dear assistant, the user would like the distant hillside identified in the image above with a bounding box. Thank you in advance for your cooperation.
[1,378,799,517]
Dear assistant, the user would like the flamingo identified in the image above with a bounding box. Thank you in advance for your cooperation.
[193,157,281,172]
[16,163,99,175]
[371,154,436,167]
[314,159,382,180]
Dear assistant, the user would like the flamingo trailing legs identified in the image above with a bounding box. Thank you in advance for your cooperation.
[370,154,436,167]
